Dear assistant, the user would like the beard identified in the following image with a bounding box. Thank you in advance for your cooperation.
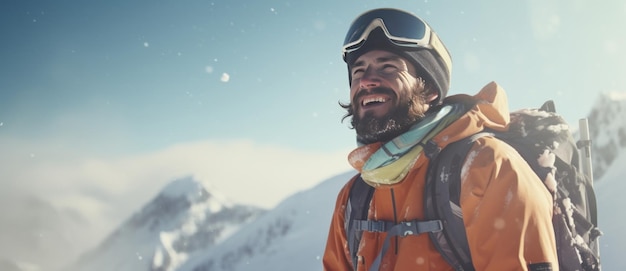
[352,87,429,144]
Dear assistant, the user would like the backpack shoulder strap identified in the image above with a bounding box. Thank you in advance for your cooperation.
[424,133,492,271]
[345,175,374,270]
[344,134,489,271]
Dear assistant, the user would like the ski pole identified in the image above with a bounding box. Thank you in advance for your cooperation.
[578,118,600,258]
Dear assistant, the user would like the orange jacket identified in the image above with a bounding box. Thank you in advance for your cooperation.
[323,82,558,271]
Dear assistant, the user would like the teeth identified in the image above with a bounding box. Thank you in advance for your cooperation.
[363,97,386,106]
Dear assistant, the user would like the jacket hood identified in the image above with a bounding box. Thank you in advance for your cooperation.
[432,81,510,148]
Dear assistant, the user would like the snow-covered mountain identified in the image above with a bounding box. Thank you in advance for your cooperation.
[587,92,626,181]
[67,176,264,271]
[177,171,354,271]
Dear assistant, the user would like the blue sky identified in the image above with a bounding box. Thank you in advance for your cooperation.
[1,0,625,235]
[3,1,625,155]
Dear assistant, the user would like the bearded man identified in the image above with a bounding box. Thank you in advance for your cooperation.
[323,8,558,271]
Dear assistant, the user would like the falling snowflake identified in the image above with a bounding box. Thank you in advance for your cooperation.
[143,42,149,47]
[205,66,214,74]
[221,73,230,82]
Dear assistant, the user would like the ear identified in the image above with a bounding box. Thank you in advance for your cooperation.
[425,92,439,103]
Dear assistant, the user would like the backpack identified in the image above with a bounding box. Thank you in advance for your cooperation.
[345,100,602,271]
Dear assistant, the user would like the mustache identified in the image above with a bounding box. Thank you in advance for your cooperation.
[352,87,396,105]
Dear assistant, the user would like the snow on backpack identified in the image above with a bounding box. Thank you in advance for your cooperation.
[345,100,602,271]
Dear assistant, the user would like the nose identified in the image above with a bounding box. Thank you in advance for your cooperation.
[358,67,381,89]
[350,68,381,101]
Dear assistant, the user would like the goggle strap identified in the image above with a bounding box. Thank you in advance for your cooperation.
[429,32,452,77]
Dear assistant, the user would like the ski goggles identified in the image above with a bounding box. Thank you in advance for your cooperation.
[342,9,451,70]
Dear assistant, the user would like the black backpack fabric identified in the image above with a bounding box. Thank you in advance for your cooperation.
[344,101,602,271]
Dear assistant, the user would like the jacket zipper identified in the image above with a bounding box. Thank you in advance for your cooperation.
[390,188,399,255]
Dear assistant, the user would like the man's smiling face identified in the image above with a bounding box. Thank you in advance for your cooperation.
[348,50,437,144]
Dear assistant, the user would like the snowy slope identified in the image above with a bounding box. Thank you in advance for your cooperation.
[67,176,264,271]
[178,171,355,271]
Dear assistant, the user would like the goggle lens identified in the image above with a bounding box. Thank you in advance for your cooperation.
[343,9,430,55]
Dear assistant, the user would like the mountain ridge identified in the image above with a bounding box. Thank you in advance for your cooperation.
[587,91,626,180]
[67,176,265,271]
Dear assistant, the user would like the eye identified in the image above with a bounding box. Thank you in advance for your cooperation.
[351,68,364,78]
[381,64,398,73]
